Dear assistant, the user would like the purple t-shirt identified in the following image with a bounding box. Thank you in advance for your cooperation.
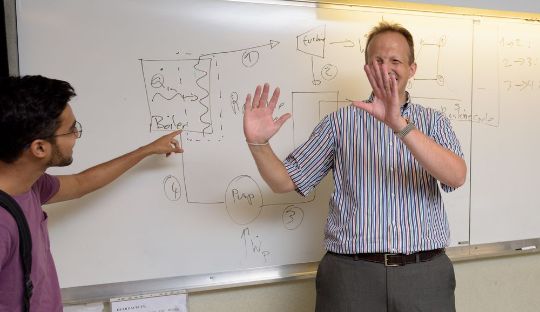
[0,174,62,312]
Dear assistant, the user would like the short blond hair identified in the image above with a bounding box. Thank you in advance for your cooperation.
[365,21,415,65]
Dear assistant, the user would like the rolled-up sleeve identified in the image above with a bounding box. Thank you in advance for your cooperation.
[284,116,335,197]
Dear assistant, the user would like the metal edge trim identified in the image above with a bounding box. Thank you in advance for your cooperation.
[62,238,540,305]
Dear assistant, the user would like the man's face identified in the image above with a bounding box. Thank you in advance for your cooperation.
[366,31,417,97]
[46,105,78,167]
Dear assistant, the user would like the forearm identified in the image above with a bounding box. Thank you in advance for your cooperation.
[401,128,467,188]
[77,146,152,194]
[248,144,295,193]
[49,146,153,203]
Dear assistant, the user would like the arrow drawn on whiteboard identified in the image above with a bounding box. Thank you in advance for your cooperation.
[311,56,321,85]
[329,39,355,48]
[200,40,280,57]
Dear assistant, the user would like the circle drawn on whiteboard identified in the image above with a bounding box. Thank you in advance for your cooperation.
[242,50,259,68]
[321,64,338,81]
[150,73,165,88]
[225,175,263,225]
[163,175,181,201]
[436,75,445,86]
[282,205,304,230]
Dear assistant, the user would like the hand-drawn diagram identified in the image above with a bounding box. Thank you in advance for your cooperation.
[409,34,499,127]
[141,58,213,136]
[297,25,356,85]
[140,39,331,247]
[412,36,447,86]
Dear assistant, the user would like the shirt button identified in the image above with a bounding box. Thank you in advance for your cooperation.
[391,193,395,197]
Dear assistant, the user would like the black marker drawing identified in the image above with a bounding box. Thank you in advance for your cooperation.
[412,36,447,86]
[282,205,304,230]
[226,175,263,225]
[297,25,327,85]
[241,227,271,262]
[140,58,213,136]
[163,175,182,201]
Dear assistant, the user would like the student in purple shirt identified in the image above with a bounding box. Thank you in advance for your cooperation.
[0,75,183,311]
[243,22,466,311]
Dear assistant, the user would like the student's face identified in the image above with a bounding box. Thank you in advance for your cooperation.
[47,105,79,167]
[366,31,417,96]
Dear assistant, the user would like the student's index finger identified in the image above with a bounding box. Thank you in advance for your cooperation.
[167,130,182,139]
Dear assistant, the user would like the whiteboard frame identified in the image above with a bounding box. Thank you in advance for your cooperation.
[3,0,540,304]
[61,238,540,304]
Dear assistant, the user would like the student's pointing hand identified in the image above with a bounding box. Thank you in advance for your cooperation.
[146,130,183,157]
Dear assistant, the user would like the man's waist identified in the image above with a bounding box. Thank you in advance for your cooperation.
[327,248,445,267]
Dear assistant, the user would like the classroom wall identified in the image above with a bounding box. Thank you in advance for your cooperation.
[393,0,540,14]
[13,0,539,310]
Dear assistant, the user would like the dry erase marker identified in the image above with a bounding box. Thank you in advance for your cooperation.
[515,245,536,251]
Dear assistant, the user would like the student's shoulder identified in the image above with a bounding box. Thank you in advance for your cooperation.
[0,207,18,240]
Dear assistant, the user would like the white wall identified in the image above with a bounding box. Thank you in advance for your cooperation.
[394,0,540,14]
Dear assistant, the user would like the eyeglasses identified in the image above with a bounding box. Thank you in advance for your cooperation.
[48,121,83,139]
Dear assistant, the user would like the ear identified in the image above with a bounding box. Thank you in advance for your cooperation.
[28,139,51,160]
[408,62,417,79]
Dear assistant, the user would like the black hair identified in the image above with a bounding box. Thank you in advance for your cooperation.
[0,75,76,163]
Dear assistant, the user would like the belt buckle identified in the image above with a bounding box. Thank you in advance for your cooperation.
[384,253,399,267]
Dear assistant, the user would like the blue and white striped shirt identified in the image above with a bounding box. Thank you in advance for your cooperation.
[283,99,464,254]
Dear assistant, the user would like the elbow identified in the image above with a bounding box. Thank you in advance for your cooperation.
[450,160,467,188]
[269,184,294,194]
[268,179,296,194]
[453,173,466,189]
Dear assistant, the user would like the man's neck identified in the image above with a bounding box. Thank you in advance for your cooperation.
[0,160,46,195]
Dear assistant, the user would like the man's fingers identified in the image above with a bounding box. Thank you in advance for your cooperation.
[259,83,270,107]
[364,64,380,95]
[252,85,262,108]
[166,139,183,157]
[351,100,373,114]
[268,87,281,110]
[244,94,252,111]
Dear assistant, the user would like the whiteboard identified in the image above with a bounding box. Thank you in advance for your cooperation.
[15,0,538,289]
[470,19,540,244]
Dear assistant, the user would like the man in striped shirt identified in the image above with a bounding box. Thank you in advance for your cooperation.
[243,21,466,312]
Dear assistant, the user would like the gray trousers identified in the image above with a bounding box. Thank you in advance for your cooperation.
[315,252,456,312]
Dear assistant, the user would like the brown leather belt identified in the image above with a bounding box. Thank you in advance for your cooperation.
[328,249,445,267]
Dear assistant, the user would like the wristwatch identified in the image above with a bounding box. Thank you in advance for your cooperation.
[394,118,415,139]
